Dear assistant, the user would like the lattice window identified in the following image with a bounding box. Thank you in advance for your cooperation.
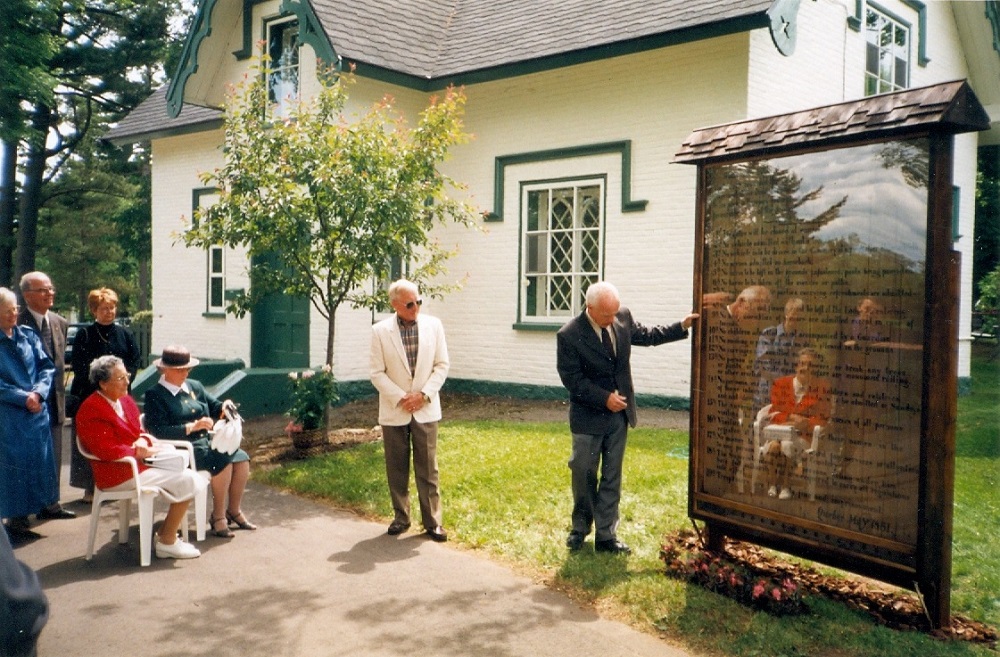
[522,181,604,321]
[864,6,909,96]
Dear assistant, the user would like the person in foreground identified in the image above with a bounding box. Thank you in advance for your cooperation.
[370,279,450,542]
[0,288,59,540]
[75,355,207,559]
[557,282,698,555]
[0,526,48,656]
[143,345,255,538]
[17,271,74,520]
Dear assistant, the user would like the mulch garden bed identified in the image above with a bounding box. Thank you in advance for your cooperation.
[246,426,383,465]
[662,529,997,646]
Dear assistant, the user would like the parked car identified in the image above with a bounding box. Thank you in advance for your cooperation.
[64,322,89,365]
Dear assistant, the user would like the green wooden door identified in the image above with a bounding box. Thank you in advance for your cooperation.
[249,254,310,369]
[251,291,310,368]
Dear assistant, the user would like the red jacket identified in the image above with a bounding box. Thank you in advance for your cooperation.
[75,393,150,489]
[769,375,830,433]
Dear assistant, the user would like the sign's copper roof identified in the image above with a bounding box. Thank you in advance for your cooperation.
[675,80,991,164]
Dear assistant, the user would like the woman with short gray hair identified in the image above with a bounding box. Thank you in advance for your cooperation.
[88,355,122,387]
[75,353,207,559]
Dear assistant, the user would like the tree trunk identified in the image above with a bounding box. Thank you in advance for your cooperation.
[325,302,338,432]
[137,256,150,310]
[15,105,51,280]
[0,139,17,287]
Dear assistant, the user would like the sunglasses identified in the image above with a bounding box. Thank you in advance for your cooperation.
[404,299,423,310]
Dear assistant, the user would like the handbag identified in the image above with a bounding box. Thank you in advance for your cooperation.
[211,401,243,455]
[143,446,190,472]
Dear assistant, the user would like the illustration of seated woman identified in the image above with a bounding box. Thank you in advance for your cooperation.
[759,348,831,500]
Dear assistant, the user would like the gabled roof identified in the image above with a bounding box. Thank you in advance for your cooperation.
[106,87,222,146]
[168,0,775,116]
[674,80,992,164]
[110,0,777,143]
[311,0,775,80]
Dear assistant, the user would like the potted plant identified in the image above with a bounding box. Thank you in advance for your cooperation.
[285,365,338,450]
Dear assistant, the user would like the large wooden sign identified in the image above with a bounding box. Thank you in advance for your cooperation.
[675,81,990,627]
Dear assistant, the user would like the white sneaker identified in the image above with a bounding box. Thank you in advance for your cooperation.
[778,488,792,500]
[767,486,777,498]
[155,537,201,559]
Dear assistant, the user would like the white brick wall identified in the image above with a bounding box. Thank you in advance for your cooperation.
[149,0,984,394]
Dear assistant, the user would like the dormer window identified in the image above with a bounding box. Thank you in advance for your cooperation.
[266,18,300,116]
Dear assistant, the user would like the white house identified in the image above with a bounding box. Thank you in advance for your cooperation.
[108,0,1000,411]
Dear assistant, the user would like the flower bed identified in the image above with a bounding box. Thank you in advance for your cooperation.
[661,530,807,616]
[660,529,998,644]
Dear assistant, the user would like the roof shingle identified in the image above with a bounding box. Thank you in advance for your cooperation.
[674,81,992,164]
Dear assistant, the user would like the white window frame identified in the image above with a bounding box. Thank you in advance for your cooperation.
[265,17,300,117]
[193,188,225,315]
[207,245,226,313]
[864,5,910,96]
[519,178,605,323]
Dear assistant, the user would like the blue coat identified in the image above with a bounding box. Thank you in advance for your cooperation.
[0,325,57,518]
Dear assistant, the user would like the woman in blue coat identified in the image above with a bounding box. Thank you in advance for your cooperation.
[0,288,58,537]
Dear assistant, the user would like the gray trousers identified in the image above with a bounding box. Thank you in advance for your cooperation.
[569,411,628,542]
[381,419,442,530]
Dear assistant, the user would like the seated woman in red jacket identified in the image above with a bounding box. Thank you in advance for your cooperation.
[761,348,831,500]
[75,355,207,560]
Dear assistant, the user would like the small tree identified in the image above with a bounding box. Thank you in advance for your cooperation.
[185,61,478,368]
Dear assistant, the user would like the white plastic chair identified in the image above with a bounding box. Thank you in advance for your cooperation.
[140,414,213,529]
[749,404,824,501]
[78,435,207,567]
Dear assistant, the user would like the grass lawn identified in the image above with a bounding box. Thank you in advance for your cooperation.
[258,343,999,657]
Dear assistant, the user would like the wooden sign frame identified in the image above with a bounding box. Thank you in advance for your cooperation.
[675,81,990,627]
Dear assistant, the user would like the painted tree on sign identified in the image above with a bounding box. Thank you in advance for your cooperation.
[184,62,478,368]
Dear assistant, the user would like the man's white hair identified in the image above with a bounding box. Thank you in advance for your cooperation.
[388,278,419,302]
[585,281,619,306]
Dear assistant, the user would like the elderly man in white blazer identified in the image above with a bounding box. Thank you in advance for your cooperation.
[370,279,450,541]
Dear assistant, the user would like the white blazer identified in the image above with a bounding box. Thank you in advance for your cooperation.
[370,313,450,426]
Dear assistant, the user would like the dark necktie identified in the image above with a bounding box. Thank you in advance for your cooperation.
[40,315,54,358]
[601,327,615,359]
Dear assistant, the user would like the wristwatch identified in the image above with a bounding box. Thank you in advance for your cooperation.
[422,393,431,404]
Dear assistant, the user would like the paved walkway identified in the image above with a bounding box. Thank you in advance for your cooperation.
[15,467,695,657]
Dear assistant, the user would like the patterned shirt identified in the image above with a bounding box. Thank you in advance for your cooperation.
[398,316,418,372]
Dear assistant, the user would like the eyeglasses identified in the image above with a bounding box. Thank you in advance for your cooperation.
[112,375,129,382]
[404,299,423,310]
[26,287,55,294]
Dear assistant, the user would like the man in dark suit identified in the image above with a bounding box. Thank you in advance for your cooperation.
[556,281,697,554]
[18,272,74,520]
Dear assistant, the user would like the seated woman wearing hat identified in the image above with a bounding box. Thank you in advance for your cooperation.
[76,355,207,559]
[143,345,256,538]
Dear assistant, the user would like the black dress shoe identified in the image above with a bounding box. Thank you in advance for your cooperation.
[6,516,31,533]
[426,526,448,542]
[37,505,76,520]
[5,526,41,544]
[387,520,411,536]
[566,531,585,551]
[594,538,631,555]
